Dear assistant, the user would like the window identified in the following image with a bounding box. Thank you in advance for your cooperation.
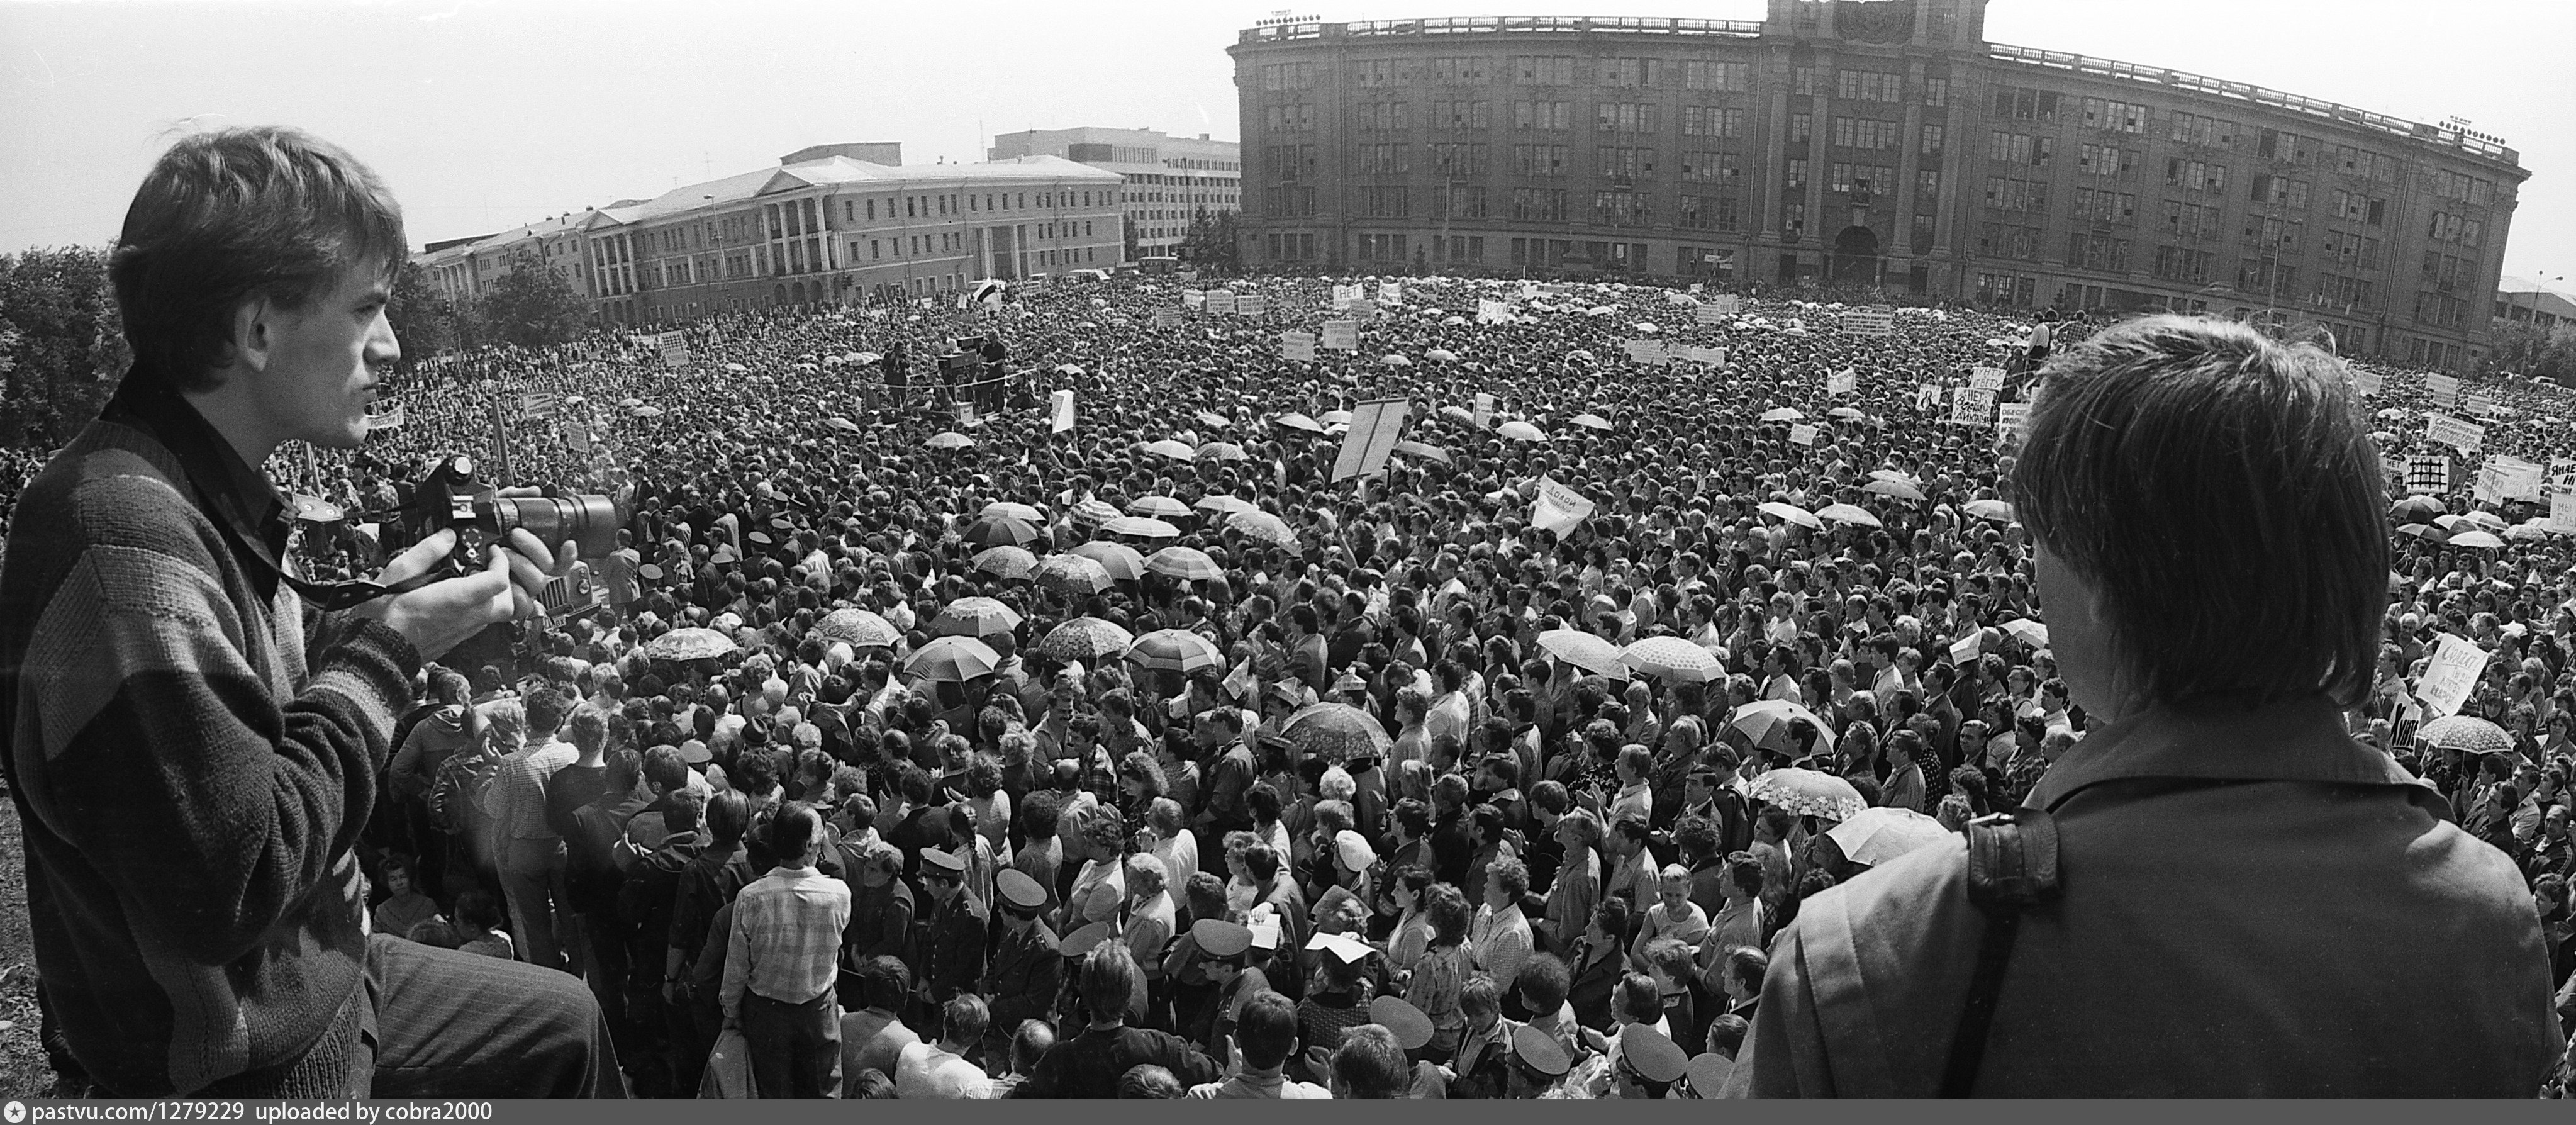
[1439,185,1487,219]
[1358,187,1412,217]
[2238,258,2299,296]
[1596,145,1654,179]
[1359,101,1410,130]
[1921,77,1949,107]
[1832,117,1899,150]
[1793,67,1817,96]
[1976,223,2043,260]
[1683,106,1745,138]
[1510,187,1568,221]
[1600,58,1659,87]
[1512,144,1569,176]
[2152,245,2214,283]
[1783,201,1806,236]
[1262,103,1316,133]
[1425,55,1487,84]
[1791,113,1812,143]
[2329,145,2397,182]
[1991,86,2060,121]
[2080,98,2150,135]
[1988,132,2052,166]
[1260,62,1319,90]
[2247,215,2302,252]
[1430,142,1491,176]
[1431,100,1490,130]
[2078,143,2142,179]
[1917,169,1941,199]
[2068,234,2131,272]
[1983,176,2048,213]
[1512,55,1575,84]
[2165,159,2228,193]
[1830,162,1893,194]
[1593,191,1651,227]
[1681,150,1740,184]
[2169,111,2239,148]
[1976,272,2036,306]
[1683,59,1749,91]
[1678,194,1740,231]
[1356,233,1408,261]
[1836,70,1902,103]
[1787,159,1809,191]
[1512,100,1571,130]
[1354,59,1403,86]
[2161,200,2221,240]
[1920,123,1945,154]
[1596,103,1658,133]
[2257,128,2314,164]
[1358,144,1411,174]
[2249,174,2311,210]
[2073,188,2136,223]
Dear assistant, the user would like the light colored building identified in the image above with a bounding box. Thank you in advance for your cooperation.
[2493,274,2575,332]
[418,211,601,306]
[990,127,1241,260]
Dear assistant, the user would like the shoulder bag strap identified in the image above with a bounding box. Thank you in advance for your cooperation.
[1939,807,2061,1098]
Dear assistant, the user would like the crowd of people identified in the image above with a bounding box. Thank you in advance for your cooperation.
[14,267,2575,1098]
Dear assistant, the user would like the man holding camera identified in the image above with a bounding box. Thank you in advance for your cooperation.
[0,127,618,1097]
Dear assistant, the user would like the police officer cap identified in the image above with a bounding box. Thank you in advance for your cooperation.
[1366,996,1434,1051]
[920,846,965,875]
[1683,1053,1735,1099]
[1510,1024,1571,1078]
[995,868,1046,910]
[1061,921,1116,958]
[1620,1024,1690,1085]
[1191,917,1252,958]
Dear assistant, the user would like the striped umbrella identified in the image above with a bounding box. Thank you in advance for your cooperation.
[1129,495,1192,520]
[1071,498,1120,528]
[1127,629,1225,675]
[961,514,1040,549]
[1146,546,1223,581]
[906,635,999,683]
[1103,515,1182,540]
[932,596,1022,638]
[1068,540,1146,582]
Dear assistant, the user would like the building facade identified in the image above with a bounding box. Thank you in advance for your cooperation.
[418,211,602,308]
[990,127,1242,260]
[1230,0,2525,369]
[2494,275,2574,333]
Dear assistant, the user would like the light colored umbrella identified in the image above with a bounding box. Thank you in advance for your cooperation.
[1068,540,1146,582]
[981,500,1045,525]
[1758,501,1823,530]
[931,596,1022,638]
[2508,520,2558,542]
[815,608,899,649]
[1862,478,1927,501]
[1497,420,1548,442]
[1440,405,1476,423]
[1146,546,1222,581]
[1039,617,1135,661]
[1054,362,1084,375]
[2462,510,2508,533]
[1381,354,1412,367]
[1746,767,1866,821]
[1196,410,1232,429]
[725,362,749,373]
[1319,410,1356,427]
[1817,503,1882,528]
[1276,413,1324,433]
[1127,628,1225,674]
[630,405,665,418]
[906,635,1000,682]
[1733,700,1840,758]
[825,417,861,434]
[1427,348,1459,362]
[961,514,1040,549]
[1281,702,1392,764]
[642,627,738,661]
[1441,316,1467,327]
[1869,469,1919,484]
[1393,440,1452,465]
[1196,441,1250,462]
[927,431,975,449]
[1828,406,1867,421]
[1146,439,1198,461]
[971,544,1037,581]
[1033,552,1113,596]
[1826,807,1954,867]
[2417,714,2514,755]
[1129,495,1192,520]
[1103,515,1182,540]
[1622,636,1722,682]
[1194,494,1260,517]
[1760,407,1805,423]
[619,397,644,407]
[1571,412,1613,431]
[2448,529,2507,550]
[2000,618,2049,648]
[1071,498,1121,527]
[1963,498,2016,523]
[1537,629,1629,679]
[1228,510,1297,547]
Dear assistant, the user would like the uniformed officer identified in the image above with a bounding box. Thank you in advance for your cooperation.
[1502,1024,1572,1099]
[1367,995,1451,1099]
[1680,1053,1734,1100]
[980,869,1061,1062]
[913,846,988,1037]
[1181,918,1271,1056]
[1612,1024,1689,1099]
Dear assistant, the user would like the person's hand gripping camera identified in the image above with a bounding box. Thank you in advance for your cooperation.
[349,526,576,661]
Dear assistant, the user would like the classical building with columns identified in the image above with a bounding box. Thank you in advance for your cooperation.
[1229,0,2525,369]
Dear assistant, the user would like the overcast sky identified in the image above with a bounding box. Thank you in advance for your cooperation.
[3,0,2568,283]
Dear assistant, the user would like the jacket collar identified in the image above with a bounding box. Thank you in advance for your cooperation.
[2027,697,2444,818]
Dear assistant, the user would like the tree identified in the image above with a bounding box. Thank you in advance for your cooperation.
[1180,208,1242,276]
[386,259,467,366]
[2478,319,2576,384]
[473,249,588,350]
[1121,215,1142,265]
[0,246,128,449]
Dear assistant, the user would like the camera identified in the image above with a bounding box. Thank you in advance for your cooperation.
[386,454,625,564]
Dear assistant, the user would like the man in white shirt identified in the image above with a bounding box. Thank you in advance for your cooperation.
[1609,746,1654,827]
[895,993,995,1098]
[1187,990,1330,1099]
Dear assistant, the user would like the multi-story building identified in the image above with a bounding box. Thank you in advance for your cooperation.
[416,210,601,308]
[416,142,1124,327]
[1230,0,2526,369]
[990,127,1242,260]
[2493,275,2574,333]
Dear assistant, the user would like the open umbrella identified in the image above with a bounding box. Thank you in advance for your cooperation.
[1733,700,1841,758]
[971,544,1037,581]
[1381,354,1412,367]
[619,397,644,407]
[1281,702,1392,764]
[1427,348,1459,362]
[1039,617,1135,662]
[630,405,665,418]
[1194,494,1259,517]
[1571,412,1613,431]
[981,500,1044,524]
[1828,406,1868,422]
[1861,478,1926,501]
[1276,413,1324,433]
[1196,410,1232,429]
[814,608,899,649]
[1622,636,1722,683]
[1760,407,1805,423]
[961,514,1040,550]
[1103,515,1181,540]
[2448,529,2507,551]
[1537,629,1629,679]
[1228,510,1297,547]
[1146,439,1198,462]
[1071,498,1121,527]
[725,362,749,373]
[1068,540,1146,582]
[1196,441,1250,462]
[1319,410,1356,427]
[1129,495,1192,520]
[1757,501,1823,530]
[1817,503,1882,528]
[1032,553,1113,596]
[1745,766,1865,821]
[2417,714,2514,755]
[1439,405,1476,424]
[1826,807,1954,867]
[642,627,738,661]
[2462,510,2508,533]
[1963,498,2016,523]
[927,431,975,449]
[825,417,861,434]
[2389,496,2443,525]
[1146,546,1222,581]
[931,596,1022,638]
[1127,629,1225,674]
[906,635,999,682]
[1393,440,1452,465]
[1497,420,1548,442]
[2000,618,2049,648]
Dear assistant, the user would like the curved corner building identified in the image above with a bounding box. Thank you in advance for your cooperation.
[1230,0,2524,369]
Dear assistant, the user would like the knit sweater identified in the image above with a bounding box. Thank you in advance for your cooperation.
[0,382,421,1095]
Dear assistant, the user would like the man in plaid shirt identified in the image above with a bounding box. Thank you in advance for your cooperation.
[722,803,852,1098]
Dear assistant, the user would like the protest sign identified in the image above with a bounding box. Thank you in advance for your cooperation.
[1322,320,1359,350]
[562,420,591,454]
[1952,388,1997,427]
[1996,401,2031,437]
[1330,398,1410,483]
[1948,631,1980,666]
[1378,281,1403,306]
[1787,423,1819,446]
[657,330,689,369]
[1694,304,1726,327]
[1531,476,1595,534]
[1840,310,1895,337]
[1347,298,1380,318]
[2464,395,2496,417]
[1623,339,1669,366]
[1826,368,1857,396]
[1969,367,2007,391]
[2555,493,2576,535]
[1331,284,1361,309]
[2426,374,2461,410]
[1477,298,1512,324]
[1473,392,1495,430]
[1917,383,1941,412]
[1181,289,1205,310]
[1152,308,1184,328]
[1708,294,1741,316]
[521,391,559,419]
[1236,293,1269,316]
[1685,345,1727,366]
[2426,413,2485,454]
[367,402,406,431]
[2352,369,2384,397]
[2491,455,2545,501]
[1280,331,1317,362]
[1051,389,1075,433]
[2404,452,2457,496]
[1206,291,1237,315]
[2414,632,2485,718]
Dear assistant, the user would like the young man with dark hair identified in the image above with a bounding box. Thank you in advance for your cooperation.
[1732,315,2564,1097]
[1185,990,1330,1099]
[0,126,593,1097]
[1010,944,1218,1098]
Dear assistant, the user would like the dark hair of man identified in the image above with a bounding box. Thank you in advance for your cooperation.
[1080,943,1140,1022]
[704,789,751,847]
[1330,1025,1410,1099]
[861,954,912,1010]
[1234,990,1302,1068]
[109,126,406,392]
[766,802,822,864]
[1518,953,1571,1012]
[2010,315,2387,709]
[1726,946,1771,997]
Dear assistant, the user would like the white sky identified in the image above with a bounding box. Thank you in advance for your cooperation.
[2,0,2568,284]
